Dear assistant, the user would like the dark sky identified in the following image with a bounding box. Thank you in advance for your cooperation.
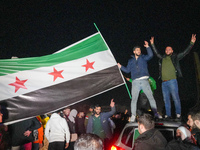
[1,1,200,114]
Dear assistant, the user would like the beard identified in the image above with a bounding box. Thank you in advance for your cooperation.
[191,123,199,134]
[95,111,100,115]
[166,53,173,56]
[135,53,141,56]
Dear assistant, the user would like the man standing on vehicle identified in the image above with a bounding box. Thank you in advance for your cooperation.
[133,113,167,150]
[118,41,160,122]
[150,34,196,120]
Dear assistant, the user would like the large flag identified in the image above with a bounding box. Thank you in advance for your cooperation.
[0,32,125,124]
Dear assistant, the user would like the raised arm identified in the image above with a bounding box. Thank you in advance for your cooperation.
[177,34,196,60]
[144,41,153,60]
[104,99,116,118]
[150,37,163,59]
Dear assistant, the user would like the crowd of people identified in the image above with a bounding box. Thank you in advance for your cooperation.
[0,99,199,150]
[0,99,130,150]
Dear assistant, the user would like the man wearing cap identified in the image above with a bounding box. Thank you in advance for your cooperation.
[118,41,160,122]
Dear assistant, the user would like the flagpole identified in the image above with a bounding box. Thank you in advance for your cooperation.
[93,23,100,32]
[93,23,132,99]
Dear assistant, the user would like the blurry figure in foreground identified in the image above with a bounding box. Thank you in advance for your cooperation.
[74,133,103,150]
[166,126,200,150]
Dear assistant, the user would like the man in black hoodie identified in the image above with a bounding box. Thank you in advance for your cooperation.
[133,113,167,150]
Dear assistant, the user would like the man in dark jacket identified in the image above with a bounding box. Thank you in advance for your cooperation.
[150,34,196,120]
[133,113,167,150]
[118,41,160,122]
[187,110,200,147]
[10,117,41,150]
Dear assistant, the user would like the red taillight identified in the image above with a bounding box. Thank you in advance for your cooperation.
[155,123,164,126]
[110,145,125,150]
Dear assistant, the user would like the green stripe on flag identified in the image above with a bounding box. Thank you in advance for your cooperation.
[0,33,108,76]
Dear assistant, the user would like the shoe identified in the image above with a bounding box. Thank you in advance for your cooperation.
[164,115,172,121]
[176,114,181,118]
[174,114,181,122]
[130,115,136,122]
[154,113,162,121]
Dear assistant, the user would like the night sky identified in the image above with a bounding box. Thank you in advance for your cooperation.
[1,1,200,116]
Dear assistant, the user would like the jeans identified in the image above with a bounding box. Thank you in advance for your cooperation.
[162,79,181,116]
[131,79,158,116]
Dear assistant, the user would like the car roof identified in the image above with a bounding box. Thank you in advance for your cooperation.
[125,120,182,128]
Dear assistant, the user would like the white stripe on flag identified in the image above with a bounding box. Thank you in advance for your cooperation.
[0,50,117,100]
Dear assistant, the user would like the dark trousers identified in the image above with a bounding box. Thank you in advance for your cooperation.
[48,142,65,150]
[32,143,39,150]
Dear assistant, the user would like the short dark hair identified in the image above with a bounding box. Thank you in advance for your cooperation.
[74,133,103,150]
[137,113,155,130]
[133,46,141,51]
[94,104,101,109]
[90,105,94,109]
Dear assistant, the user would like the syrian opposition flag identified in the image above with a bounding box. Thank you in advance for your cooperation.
[0,32,125,124]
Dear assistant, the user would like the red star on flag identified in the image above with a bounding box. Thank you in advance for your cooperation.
[82,59,95,72]
[48,67,64,81]
[9,77,28,93]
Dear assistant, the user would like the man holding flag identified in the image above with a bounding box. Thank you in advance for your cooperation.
[118,41,160,122]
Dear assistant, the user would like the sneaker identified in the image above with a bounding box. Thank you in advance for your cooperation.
[154,113,162,120]
[164,115,172,121]
[174,114,181,122]
[176,114,181,118]
[130,115,136,122]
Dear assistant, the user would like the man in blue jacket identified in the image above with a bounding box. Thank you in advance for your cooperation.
[118,41,160,122]
[86,99,115,148]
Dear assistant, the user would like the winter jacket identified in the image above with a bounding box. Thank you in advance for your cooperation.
[165,138,200,150]
[133,128,167,150]
[10,117,41,146]
[120,47,153,80]
[192,128,200,147]
[86,106,116,139]
[151,43,194,79]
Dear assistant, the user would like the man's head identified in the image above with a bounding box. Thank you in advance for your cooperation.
[165,46,173,56]
[137,113,155,134]
[94,104,101,115]
[78,112,85,118]
[63,107,71,116]
[187,110,200,130]
[133,46,141,57]
[74,133,103,150]
[89,105,94,112]
[176,126,191,141]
